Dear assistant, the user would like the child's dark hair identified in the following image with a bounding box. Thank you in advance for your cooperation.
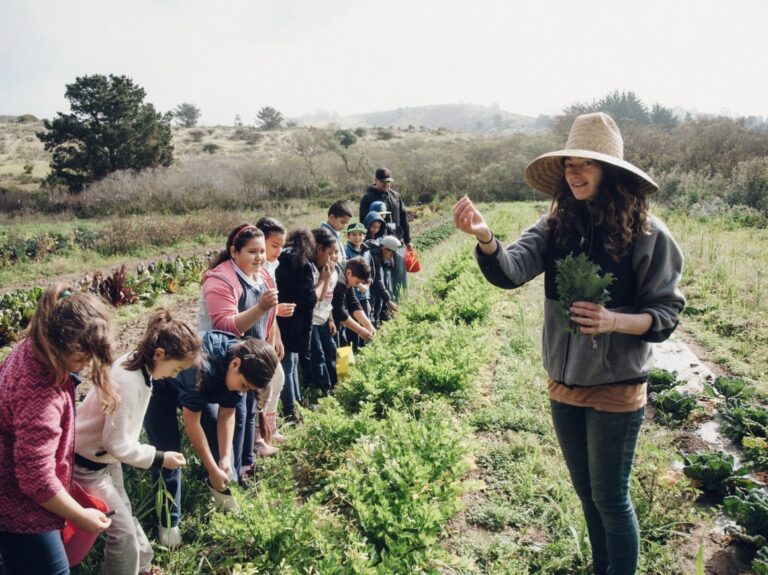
[346,257,371,282]
[123,309,202,373]
[311,227,336,251]
[26,284,119,412]
[208,224,264,270]
[230,339,279,442]
[328,200,353,219]
[255,216,286,240]
[285,228,316,268]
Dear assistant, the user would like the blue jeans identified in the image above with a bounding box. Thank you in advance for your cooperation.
[239,391,257,469]
[305,323,337,391]
[280,353,301,419]
[550,400,644,575]
[144,381,230,527]
[0,530,69,574]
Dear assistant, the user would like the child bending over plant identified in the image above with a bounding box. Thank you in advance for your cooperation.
[74,309,200,571]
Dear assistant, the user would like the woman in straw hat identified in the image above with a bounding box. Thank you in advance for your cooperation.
[453,112,685,575]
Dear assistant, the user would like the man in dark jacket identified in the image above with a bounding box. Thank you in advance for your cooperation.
[359,167,412,248]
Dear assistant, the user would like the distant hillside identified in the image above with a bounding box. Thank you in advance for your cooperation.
[292,104,548,134]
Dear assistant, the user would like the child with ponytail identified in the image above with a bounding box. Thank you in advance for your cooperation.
[254,217,295,452]
[144,331,278,547]
[73,309,201,573]
[0,285,117,575]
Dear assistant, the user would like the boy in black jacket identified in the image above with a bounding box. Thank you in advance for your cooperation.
[332,257,376,345]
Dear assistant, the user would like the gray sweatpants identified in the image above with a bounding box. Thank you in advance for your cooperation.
[73,462,153,574]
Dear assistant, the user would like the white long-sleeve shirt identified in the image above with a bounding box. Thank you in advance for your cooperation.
[75,353,159,469]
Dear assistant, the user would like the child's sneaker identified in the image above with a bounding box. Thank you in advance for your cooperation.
[157,525,181,549]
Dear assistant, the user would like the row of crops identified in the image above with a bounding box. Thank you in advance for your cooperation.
[646,367,768,573]
[133,226,506,573]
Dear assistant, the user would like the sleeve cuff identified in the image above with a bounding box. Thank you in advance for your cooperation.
[152,451,165,470]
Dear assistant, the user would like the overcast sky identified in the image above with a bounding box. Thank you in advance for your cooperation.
[1,0,767,125]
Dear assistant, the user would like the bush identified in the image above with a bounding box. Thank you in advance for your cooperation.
[727,157,768,212]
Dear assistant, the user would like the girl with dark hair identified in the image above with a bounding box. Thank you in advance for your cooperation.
[198,223,280,468]
[453,113,685,575]
[274,227,335,419]
[0,285,117,575]
[255,217,293,446]
[144,332,278,547]
[74,309,200,570]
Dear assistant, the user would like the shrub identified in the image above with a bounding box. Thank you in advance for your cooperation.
[727,157,768,212]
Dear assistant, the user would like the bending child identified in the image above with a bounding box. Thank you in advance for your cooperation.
[144,332,277,548]
[74,309,200,574]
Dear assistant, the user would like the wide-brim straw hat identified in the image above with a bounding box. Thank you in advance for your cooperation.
[524,112,658,197]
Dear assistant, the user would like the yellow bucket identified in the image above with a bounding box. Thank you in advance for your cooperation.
[336,345,355,378]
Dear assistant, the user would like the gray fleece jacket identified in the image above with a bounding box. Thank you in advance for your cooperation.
[475,213,685,387]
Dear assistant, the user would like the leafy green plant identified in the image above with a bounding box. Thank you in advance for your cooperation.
[411,222,455,252]
[681,451,752,498]
[647,368,678,392]
[721,400,768,442]
[753,545,768,575]
[554,253,615,336]
[444,273,492,324]
[743,437,768,471]
[0,287,42,346]
[329,402,471,569]
[712,375,754,400]
[288,399,377,494]
[205,471,376,574]
[724,488,768,546]
[650,388,698,427]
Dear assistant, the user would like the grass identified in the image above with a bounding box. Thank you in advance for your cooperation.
[661,208,768,391]
[6,200,761,572]
[0,203,327,287]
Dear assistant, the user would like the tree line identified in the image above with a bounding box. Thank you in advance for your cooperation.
[30,75,768,215]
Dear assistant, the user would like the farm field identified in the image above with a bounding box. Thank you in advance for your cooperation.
[2,201,767,574]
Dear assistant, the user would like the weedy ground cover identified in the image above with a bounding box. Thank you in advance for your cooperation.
[662,208,768,393]
[0,203,325,286]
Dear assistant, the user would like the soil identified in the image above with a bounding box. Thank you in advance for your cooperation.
[652,333,759,575]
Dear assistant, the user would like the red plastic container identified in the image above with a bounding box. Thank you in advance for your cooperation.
[61,482,109,567]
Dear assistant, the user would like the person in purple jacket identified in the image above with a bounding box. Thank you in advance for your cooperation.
[0,285,118,575]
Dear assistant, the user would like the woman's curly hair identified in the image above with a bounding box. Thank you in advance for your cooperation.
[547,162,651,261]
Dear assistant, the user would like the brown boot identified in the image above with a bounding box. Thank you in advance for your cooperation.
[266,412,285,444]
